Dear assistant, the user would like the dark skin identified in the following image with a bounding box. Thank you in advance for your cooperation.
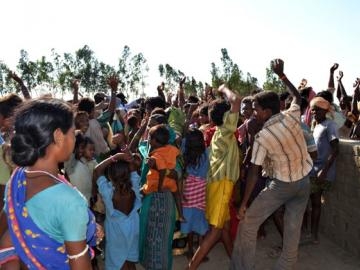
[238,59,302,221]
[188,84,241,270]
[8,72,31,100]
[328,63,339,94]
[310,105,339,243]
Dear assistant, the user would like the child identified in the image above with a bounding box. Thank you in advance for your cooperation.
[181,129,209,259]
[141,124,184,221]
[64,135,96,203]
[94,152,141,270]
[309,96,339,244]
[75,111,90,134]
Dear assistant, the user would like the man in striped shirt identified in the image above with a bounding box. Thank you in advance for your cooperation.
[231,59,313,270]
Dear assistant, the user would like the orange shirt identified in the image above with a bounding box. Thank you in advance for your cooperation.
[142,145,180,194]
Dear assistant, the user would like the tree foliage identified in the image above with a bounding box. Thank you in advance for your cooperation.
[262,66,286,93]
[210,48,259,96]
[158,63,204,97]
[0,45,149,98]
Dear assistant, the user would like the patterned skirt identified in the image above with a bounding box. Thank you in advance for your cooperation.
[139,191,176,270]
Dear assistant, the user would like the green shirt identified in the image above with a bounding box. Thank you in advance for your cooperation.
[208,111,240,183]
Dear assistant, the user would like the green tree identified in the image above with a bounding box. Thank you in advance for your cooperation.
[262,67,286,93]
[117,46,149,98]
[210,48,258,96]
[158,64,204,97]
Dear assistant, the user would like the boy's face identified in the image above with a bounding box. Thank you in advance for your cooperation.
[252,101,270,124]
[311,106,327,123]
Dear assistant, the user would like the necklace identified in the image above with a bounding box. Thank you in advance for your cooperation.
[24,169,68,185]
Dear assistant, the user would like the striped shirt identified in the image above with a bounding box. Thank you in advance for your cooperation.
[251,103,313,182]
[182,175,207,210]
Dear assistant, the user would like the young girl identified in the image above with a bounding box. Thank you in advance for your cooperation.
[64,135,97,203]
[94,152,141,270]
[181,129,209,259]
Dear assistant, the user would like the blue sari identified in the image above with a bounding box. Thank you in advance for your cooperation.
[5,167,96,269]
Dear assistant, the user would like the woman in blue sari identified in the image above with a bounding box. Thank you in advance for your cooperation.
[1,98,97,269]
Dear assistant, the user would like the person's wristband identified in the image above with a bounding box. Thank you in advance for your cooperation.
[280,74,287,81]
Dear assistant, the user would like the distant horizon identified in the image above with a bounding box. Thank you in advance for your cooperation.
[1,0,359,98]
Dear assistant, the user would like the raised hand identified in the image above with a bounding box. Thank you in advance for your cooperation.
[107,75,119,92]
[270,59,285,76]
[330,63,339,74]
[179,76,186,88]
[71,79,80,91]
[337,71,343,81]
[8,71,23,83]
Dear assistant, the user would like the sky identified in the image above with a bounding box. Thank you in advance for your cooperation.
[1,0,360,98]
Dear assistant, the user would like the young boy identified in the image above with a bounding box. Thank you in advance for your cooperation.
[309,96,339,244]
[141,124,184,221]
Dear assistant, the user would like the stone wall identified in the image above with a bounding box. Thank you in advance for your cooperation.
[320,139,360,257]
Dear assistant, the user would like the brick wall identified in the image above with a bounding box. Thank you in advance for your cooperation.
[320,139,360,256]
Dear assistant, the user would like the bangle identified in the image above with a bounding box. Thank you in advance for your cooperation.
[67,245,89,260]
[280,74,287,81]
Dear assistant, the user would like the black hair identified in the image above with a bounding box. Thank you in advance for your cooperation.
[0,93,23,119]
[78,97,95,114]
[253,91,280,115]
[209,99,230,126]
[74,134,94,160]
[279,92,290,101]
[11,98,74,166]
[316,90,333,104]
[300,97,309,113]
[149,124,169,146]
[241,96,254,105]
[300,87,312,99]
[187,95,199,104]
[94,92,106,105]
[74,111,89,129]
[105,160,132,195]
[199,104,209,116]
[150,107,166,116]
[116,92,128,104]
[145,96,166,111]
[127,116,139,129]
[150,114,167,125]
[184,129,205,168]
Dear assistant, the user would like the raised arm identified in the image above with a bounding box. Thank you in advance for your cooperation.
[157,82,166,101]
[271,59,301,106]
[9,71,31,100]
[351,78,360,117]
[71,79,80,105]
[217,84,241,113]
[106,75,118,114]
[178,77,186,108]
[128,116,149,153]
[336,71,348,102]
[328,63,339,94]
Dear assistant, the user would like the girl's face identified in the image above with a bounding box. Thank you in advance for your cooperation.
[83,143,95,161]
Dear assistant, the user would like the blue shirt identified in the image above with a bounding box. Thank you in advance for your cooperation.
[97,172,141,269]
[311,119,338,181]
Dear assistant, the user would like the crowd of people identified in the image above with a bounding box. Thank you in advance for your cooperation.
[0,58,359,269]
